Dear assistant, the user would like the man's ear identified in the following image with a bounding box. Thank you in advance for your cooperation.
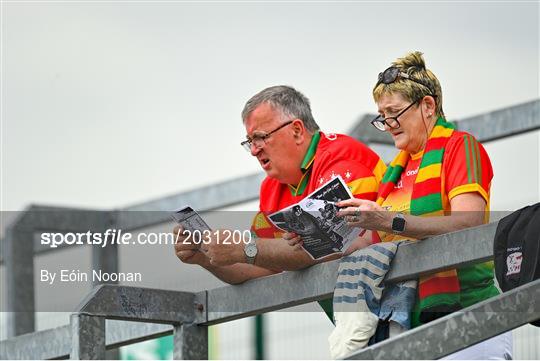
[291,119,307,144]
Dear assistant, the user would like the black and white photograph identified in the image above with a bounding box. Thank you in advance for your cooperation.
[268,176,362,260]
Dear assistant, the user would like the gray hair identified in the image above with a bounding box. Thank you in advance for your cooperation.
[241,85,320,133]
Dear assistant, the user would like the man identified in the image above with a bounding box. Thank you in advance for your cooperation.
[173,85,386,284]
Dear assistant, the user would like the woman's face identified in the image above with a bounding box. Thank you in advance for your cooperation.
[376,92,429,154]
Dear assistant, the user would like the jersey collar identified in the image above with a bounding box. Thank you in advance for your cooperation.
[288,131,321,196]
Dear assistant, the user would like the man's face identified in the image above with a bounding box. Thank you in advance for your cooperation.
[244,103,303,184]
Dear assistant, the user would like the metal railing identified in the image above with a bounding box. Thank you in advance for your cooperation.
[2,222,540,359]
[0,99,539,359]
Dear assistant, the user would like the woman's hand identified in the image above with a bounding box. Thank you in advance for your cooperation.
[337,198,392,232]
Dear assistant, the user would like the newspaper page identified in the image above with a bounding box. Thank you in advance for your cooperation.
[268,176,363,260]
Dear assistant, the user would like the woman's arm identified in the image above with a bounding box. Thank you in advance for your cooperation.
[337,192,487,240]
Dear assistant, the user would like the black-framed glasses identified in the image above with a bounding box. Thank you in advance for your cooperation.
[371,99,419,132]
[376,66,436,95]
[240,120,293,152]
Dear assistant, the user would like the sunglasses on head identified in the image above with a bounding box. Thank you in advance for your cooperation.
[376,66,436,95]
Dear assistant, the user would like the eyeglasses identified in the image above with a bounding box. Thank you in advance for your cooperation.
[241,120,293,152]
[376,66,436,95]
[371,99,419,132]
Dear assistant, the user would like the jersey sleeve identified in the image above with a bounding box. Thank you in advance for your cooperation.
[250,211,283,239]
[318,158,386,201]
[443,133,493,203]
[251,179,284,239]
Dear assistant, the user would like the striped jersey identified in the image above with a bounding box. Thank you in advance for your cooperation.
[379,131,493,243]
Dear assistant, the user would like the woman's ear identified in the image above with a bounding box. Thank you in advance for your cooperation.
[423,95,437,117]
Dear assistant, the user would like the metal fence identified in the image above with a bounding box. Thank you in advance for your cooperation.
[0,99,539,359]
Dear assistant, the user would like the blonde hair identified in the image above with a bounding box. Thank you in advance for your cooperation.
[373,51,444,117]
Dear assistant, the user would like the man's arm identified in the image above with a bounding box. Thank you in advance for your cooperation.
[200,236,329,284]
[174,226,321,284]
[200,257,279,284]
[199,232,324,270]
[248,236,319,270]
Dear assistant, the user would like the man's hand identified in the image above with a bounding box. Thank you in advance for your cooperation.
[200,230,246,267]
[173,225,208,265]
[283,232,304,251]
[284,231,371,257]
[343,234,373,256]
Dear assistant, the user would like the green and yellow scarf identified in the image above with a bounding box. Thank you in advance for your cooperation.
[376,117,462,322]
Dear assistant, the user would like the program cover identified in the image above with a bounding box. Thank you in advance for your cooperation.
[268,176,363,260]
[171,206,212,232]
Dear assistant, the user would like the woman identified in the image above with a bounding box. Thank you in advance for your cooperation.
[336,51,511,359]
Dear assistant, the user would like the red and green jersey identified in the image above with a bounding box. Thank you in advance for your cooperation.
[251,131,386,238]
[379,130,493,242]
[376,126,498,325]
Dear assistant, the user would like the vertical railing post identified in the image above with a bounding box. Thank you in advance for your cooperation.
[92,243,118,285]
[91,212,119,359]
[173,323,208,360]
[5,226,35,337]
[70,313,106,360]
[91,211,119,284]
[254,314,265,359]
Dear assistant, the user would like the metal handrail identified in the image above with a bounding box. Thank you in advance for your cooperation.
[3,220,540,359]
